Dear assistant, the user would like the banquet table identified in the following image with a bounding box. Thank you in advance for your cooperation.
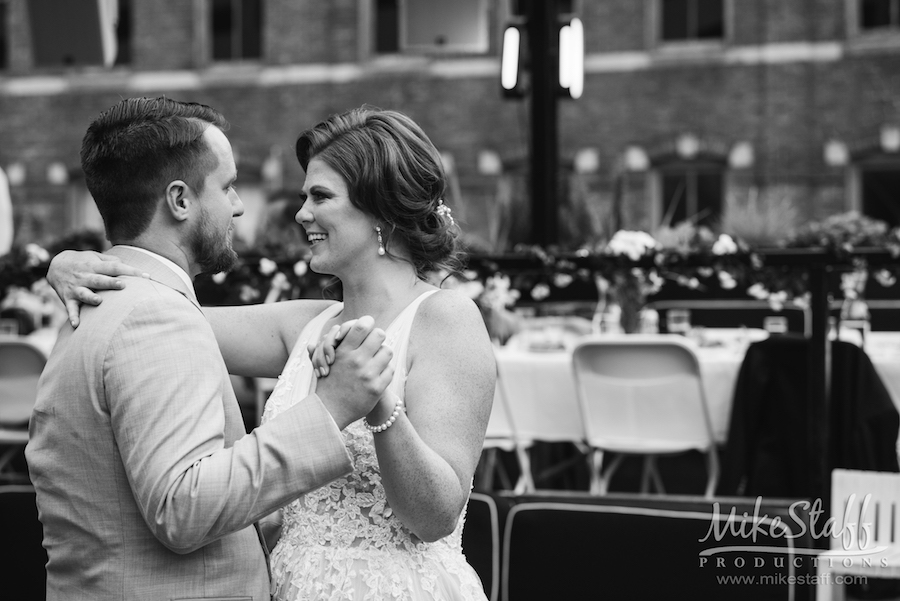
[492,329,900,447]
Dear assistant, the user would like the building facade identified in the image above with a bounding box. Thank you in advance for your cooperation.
[0,0,899,252]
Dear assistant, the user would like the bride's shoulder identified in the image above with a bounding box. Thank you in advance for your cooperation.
[409,288,494,376]
[415,288,485,335]
[421,287,478,312]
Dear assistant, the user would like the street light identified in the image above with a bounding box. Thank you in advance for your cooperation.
[558,17,584,99]
[500,1,583,247]
[501,24,526,97]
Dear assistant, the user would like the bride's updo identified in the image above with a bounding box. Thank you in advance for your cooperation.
[295,106,463,278]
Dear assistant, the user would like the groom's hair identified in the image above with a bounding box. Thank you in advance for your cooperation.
[80,96,229,242]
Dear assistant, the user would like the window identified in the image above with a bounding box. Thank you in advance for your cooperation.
[846,0,900,46]
[113,0,132,65]
[660,0,724,42]
[860,0,900,30]
[861,165,900,227]
[374,0,488,54]
[210,0,261,61]
[659,163,724,227]
[374,0,399,53]
[0,1,7,69]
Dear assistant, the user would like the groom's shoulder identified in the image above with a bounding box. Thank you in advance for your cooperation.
[81,276,200,334]
[103,275,192,309]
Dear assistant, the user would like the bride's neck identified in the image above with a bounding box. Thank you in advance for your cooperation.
[338,261,427,327]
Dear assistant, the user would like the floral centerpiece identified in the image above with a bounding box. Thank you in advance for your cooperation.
[597,230,662,333]
[591,225,743,332]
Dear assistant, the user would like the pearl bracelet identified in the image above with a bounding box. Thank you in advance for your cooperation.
[364,397,405,433]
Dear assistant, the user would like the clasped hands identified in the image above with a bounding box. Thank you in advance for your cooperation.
[308,317,400,429]
[308,319,360,380]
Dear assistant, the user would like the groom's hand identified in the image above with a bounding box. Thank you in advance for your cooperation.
[315,315,394,430]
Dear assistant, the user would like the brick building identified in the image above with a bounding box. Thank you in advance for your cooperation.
[0,0,899,253]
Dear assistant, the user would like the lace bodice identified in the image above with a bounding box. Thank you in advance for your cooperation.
[261,292,486,601]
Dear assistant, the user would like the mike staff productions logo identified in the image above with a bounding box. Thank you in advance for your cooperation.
[698,494,888,572]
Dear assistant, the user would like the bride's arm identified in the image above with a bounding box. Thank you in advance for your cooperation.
[203,300,334,378]
[46,249,335,378]
[367,290,495,542]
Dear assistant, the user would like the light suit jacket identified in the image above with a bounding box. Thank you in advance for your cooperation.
[27,246,352,601]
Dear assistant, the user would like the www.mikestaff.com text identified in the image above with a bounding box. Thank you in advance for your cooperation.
[716,573,867,586]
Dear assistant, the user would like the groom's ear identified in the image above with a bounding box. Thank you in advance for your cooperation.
[164,180,191,222]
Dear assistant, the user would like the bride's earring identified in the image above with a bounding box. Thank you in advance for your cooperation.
[375,226,385,256]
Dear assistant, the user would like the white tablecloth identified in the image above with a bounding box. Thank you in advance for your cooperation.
[492,330,900,445]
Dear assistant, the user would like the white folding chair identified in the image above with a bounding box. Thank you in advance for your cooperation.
[817,469,900,601]
[494,348,587,494]
[0,340,47,478]
[571,335,719,497]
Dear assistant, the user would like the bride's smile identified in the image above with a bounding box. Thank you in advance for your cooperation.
[296,157,379,276]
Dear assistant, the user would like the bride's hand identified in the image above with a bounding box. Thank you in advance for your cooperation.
[47,250,148,328]
[307,319,358,378]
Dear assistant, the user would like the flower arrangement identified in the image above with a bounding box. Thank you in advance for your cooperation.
[739,211,900,311]
[590,225,748,331]
[462,211,900,336]
[596,230,663,332]
[3,212,900,340]
[786,211,900,254]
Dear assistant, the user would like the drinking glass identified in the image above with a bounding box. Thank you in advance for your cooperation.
[667,309,691,335]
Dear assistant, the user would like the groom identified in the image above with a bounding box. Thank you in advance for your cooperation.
[26,97,391,600]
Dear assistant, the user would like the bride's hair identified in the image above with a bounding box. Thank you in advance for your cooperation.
[295,106,464,279]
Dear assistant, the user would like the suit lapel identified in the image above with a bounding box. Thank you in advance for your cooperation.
[106,246,202,311]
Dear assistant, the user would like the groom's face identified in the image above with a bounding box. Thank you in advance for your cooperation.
[191,202,239,274]
[189,126,243,275]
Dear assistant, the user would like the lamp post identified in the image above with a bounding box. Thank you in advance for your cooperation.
[527,0,559,248]
[501,0,583,248]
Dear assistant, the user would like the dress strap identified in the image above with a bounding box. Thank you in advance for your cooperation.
[385,289,439,339]
[386,289,440,391]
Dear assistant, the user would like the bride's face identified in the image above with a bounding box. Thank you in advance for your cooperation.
[295,157,376,276]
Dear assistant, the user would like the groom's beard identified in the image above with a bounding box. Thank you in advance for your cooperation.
[191,206,238,275]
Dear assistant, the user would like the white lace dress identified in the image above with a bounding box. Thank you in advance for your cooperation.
[261,291,488,601]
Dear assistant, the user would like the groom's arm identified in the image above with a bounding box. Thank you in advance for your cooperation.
[106,283,351,553]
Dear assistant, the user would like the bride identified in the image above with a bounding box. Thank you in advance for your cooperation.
[51,106,495,600]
